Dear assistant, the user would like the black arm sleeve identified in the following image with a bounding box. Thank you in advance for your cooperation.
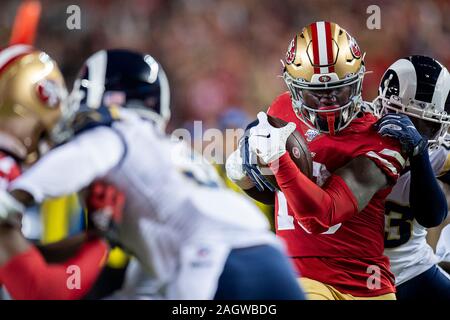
[410,151,448,228]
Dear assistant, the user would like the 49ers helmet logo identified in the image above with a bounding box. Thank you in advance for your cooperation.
[36,79,61,108]
[318,75,331,82]
[285,37,297,65]
[348,36,361,58]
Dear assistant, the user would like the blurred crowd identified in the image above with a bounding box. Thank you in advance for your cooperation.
[0,0,449,131]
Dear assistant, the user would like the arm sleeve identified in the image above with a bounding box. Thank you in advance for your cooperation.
[0,238,108,300]
[10,127,125,203]
[410,151,448,228]
[271,153,359,234]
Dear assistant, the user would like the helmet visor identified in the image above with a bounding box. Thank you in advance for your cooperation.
[290,82,360,134]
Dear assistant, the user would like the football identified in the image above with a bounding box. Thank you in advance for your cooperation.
[258,115,313,189]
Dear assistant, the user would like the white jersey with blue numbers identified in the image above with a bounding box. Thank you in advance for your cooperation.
[11,108,280,299]
[384,136,450,285]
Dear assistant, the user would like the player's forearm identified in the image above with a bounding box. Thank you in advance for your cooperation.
[410,151,448,228]
[0,238,107,300]
[271,153,358,233]
[10,146,101,203]
[10,127,124,204]
[36,233,88,263]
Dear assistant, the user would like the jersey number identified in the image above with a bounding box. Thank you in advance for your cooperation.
[276,191,341,234]
[384,202,414,248]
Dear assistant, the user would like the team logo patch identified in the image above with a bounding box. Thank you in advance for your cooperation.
[285,37,297,65]
[318,75,331,83]
[348,36,361,58]
[35,79,61,108]
[305,128,320,142]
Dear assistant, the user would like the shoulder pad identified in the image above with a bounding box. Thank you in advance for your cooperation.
[267,92,291,115]
[72,105,121,135]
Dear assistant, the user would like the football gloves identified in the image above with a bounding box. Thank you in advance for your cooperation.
[376,113,427,157]
[226,112,296,193]
[225,147,255,190]
[248,112,296,164]
[226,116,277,192]
[242,115,282,192]
[240,133,276,192]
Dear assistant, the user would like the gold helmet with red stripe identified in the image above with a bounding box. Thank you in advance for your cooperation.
[0,45,67,163]
[283,21,365,134]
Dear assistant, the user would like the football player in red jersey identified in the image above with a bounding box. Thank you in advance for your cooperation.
[226,21,413,300]
[0,45,108,299]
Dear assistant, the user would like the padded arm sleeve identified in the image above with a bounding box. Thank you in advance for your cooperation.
[271,153,359,234]
[410,151,448,228]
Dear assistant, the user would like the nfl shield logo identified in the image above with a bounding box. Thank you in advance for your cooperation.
[305,129,320,142]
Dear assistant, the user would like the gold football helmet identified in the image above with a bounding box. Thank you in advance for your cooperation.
[0,45,67,163]
[283,21,365,134]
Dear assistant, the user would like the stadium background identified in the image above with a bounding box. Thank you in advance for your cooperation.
[1,0,449,133]
[0,0,449,299]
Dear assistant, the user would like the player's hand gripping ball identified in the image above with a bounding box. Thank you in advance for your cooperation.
[248,112,313,189]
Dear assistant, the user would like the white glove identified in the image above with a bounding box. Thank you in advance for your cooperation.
[248,112,296,164]
[0,189,25,227]
[225,147,255,190]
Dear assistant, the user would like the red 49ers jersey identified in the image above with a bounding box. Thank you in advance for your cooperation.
[267,92,405,297]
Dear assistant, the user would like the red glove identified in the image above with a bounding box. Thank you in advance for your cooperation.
[86,181,125,245]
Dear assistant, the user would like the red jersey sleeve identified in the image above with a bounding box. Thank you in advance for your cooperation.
[271,153,359,234]
[267,92,292,118]
[360,131,407,184]
[0,238,108,300]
